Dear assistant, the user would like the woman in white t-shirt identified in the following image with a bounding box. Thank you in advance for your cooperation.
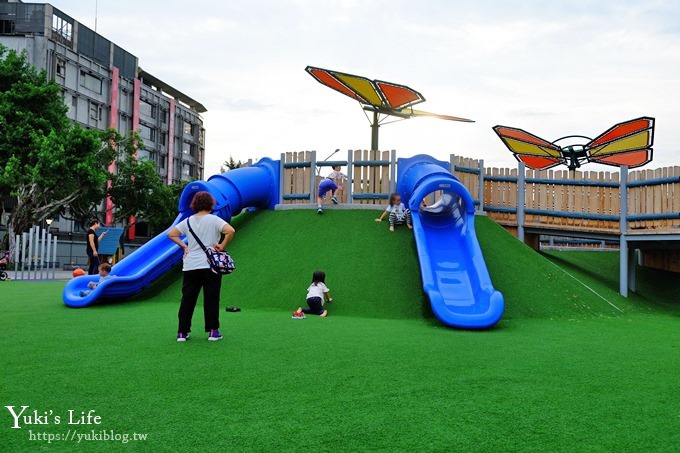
[292,270,333,318]
[168,191,236,342]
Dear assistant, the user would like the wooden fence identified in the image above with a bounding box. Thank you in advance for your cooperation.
[278,150,680,234]
[449,156,680,234]
[281,150,394,205]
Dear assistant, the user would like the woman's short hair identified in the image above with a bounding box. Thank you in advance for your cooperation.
[190,191,215,212]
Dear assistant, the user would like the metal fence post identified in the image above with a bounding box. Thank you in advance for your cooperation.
[52,235,58,280]
[347,150,354,204]
[45,231,51,280]
[389,149,397,194]
[619,166,629,297]
[517,161,526,242]
[310,150,317,205]
[279,152,286,206]
[478,159,485,213]
[14,234,20,279]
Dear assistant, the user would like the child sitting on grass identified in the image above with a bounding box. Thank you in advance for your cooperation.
[375,193,413,232]
[79,263,112,296]
[292,270,333,318]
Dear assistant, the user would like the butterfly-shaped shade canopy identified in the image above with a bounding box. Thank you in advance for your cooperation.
[493,117,654,170]
[586,117,654,167]
[305,66,473,122]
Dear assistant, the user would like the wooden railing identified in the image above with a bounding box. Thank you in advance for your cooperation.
[281,150,394,205]
[277,151,680,234]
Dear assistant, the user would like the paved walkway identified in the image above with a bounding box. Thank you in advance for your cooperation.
[4,269,75,281]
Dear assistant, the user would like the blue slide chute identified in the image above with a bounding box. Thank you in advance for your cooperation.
[62,158,279,308]
[397,155,504,329]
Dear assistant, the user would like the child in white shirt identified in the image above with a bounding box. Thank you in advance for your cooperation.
[293,270,333,318]
[375,193,413,232]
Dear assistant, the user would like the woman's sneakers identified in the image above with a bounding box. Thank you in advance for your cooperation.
[208,329,223,341]
[176,332,190,342]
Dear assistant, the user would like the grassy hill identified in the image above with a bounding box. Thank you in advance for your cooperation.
[2,209,678,452]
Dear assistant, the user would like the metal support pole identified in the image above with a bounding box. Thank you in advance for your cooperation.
[45,231,51,280]
[619,166,629,297]
[52,235,58,280]
[40,227,47,279]
[628,248,638,293]
[371,110,379,151]
[279,152,285,206]
[389,149,397,194]
[347,150,354,204]
[310,150,317,205]
[34,226,40,279]
[14,234,20,279]
[21,232,27,280]
[478,159,485,213]
[517,162,526,242]
[27,227,34,279]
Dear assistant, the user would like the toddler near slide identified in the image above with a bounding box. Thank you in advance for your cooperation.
[292,270,333,319]
[375,193,413,232]
[79,263,112,296]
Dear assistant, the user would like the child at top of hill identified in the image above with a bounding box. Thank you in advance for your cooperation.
[79,262,112,296]
[316,165,347,214]
[292,270,333,319]
[375,193,413,232]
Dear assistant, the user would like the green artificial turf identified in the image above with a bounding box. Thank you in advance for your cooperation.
[1,210,678,452]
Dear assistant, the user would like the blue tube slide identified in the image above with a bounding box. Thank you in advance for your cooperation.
[62,158,280,308]
[397,155,504,329]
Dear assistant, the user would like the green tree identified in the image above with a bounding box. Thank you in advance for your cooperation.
[106,130,178,236]
[219,155,243,173]
[0,45,113,249]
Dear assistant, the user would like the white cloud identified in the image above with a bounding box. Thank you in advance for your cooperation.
[52,0,680,173]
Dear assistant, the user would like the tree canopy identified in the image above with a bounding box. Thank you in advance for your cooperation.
[0,45,112,235]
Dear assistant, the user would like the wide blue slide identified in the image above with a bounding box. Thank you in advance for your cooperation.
[62,158,280,307]
[397,155,504,329]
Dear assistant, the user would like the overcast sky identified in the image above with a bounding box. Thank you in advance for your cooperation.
[52,0,680,176]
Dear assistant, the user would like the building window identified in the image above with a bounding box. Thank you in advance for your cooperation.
[159,133,166,146]
[160,109,167,124]
[0,20,16,34]
[139,123,156,142]
[89,102,102,126]
[51,14,73,46]
[182,163,193,177]
[56,58,66,78]
[199,128,205,147]
[183,121,192,135]
[139,99,156,119]
[182,142,190,155]
[80,71,102,94]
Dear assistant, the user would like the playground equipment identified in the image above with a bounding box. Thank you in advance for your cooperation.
[306,66,473,150]
[61,153,504,329]
[493,117,654,171]
[397,155,504,329]
[61,158,279,308]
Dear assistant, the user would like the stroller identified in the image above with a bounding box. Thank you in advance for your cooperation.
[0,251,9,281]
